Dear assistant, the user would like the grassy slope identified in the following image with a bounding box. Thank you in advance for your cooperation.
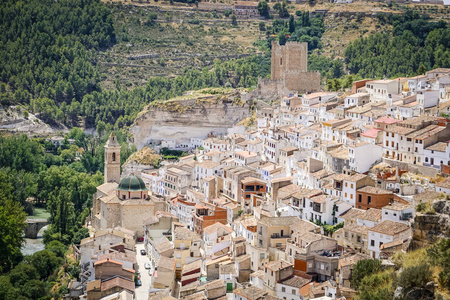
[97,0,449,90]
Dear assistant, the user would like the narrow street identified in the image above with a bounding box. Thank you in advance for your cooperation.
[135,243,154,300]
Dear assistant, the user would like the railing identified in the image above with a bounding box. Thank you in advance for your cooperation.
[271,233,290,239]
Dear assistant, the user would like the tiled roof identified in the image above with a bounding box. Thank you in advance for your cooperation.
[182,260,202,274]
[258,216,300,227]
[101,276,135,292]
[265,259,293,271]
[358,208,382,222]
[279,276,310,288]
[369,220,410,236]
[234,286,267,300]
[157,256,176,271]
[357,186,392,195]
[203,222,233,235]
[425,142,447,152]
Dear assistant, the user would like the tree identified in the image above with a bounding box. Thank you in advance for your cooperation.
[72,228,90,245]
[428,238,450,289]
[27,250,62,281]
[397,264,433,299]
[231,14,237,26]
[257,1,269,18]
[45,240,67,258]
[417,63,427,75]
[289,15,295,33]
[145,12,157,26]
[8,263,39,288]
[259,21,266,31]
[351,259,382,289]
[0,198,27,273]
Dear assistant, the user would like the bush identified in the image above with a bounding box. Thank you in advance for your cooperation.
[351,259,382,289]
[397,264,433,297]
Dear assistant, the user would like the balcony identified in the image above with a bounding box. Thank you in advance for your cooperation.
[271,233,290,239]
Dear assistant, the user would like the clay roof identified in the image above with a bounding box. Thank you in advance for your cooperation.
[265,259,293,271]
[290,218,320,234]
[205,279,226,290]
[235,254,251,264]
[279,276,311,288]
[258,216,299,227]
[235,151,258,158]
[357,208,382,222]
[436,177,450,189]
[94,258,123,267]
[357,186,392,195]
[339,208,365,221]
[241,177,266,185]
[339,253,371,268]
[153,237,173,253]
[196,161,220,169]
[234,286,267,300]
[182,260,202,274]
[86,279,101,292]
[298,282,320,297]
[251,270,264,279]
[220,263,237,276]
[361,128,381,138]
[157,256,176,272]
[101,276,135,292]
[175,227,200,241]
[203,222,233,235]
[369,220,410,236]
[97,182,119,195]
[383,202,412,211]
[425,142,447,152]
[98,251,136,264]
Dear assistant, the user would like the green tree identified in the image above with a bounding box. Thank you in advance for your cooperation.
[145,12,157,26]
[0,198,27,273]
[259,21,266,31]
[45,240,67,258]
[8,263,39,288]
[351,259,382,289]
[257,1,269,18]
[231,14,237,26]
[397,264,433,299]
[428,238,450,289]
[417,63,427,75]
[27,250,62,281]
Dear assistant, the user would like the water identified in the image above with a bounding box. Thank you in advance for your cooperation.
[21,224,47,256]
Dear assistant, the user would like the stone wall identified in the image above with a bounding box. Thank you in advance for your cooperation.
[411,200,450,249]
[284,71,321,93]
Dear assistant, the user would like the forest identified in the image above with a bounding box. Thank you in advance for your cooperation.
[345,10,450,78]
[0,130,136,298]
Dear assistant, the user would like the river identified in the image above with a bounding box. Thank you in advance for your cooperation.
[22,207,49,256]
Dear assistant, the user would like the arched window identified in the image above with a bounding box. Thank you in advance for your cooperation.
[112,152,116,161]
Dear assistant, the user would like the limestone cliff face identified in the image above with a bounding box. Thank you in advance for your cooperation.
[411,200,450,248]
[130,90,251,149]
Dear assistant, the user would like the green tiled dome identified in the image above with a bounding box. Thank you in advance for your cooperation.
[116,175,148,191]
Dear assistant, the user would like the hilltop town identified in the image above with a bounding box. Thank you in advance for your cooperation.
[68,40,450,300]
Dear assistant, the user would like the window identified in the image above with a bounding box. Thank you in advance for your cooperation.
[112,152,116,161]
[368,196,372,204]
[371,240,375,247]
[358,194,362,203]
[292,290,296,295]
[282,287,286,292]
[345,182,348,187]
[260,253,265,259]
[176,253,181,259]
[350,194,353,199]
[351,184,354,189]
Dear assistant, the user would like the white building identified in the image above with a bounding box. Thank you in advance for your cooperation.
[367,220,411,259]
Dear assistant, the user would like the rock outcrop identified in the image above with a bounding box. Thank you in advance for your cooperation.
[130,89,251,149]
[411,199,450,248]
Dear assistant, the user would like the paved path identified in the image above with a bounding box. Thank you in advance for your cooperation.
[135,243,154,300]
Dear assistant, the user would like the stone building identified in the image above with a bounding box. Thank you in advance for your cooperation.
[93,133,161,238]
[256,41,320,99]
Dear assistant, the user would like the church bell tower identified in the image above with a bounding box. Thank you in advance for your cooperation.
[104,132,121,184]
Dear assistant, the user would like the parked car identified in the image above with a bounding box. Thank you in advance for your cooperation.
[148,269,152,276]
[137,237,144,242]
[136,271,141,279]
[136,279,142,286]
[144,263,151,269]
[140,249,146,255]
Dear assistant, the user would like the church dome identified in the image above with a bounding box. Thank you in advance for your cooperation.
[116,175,148,192]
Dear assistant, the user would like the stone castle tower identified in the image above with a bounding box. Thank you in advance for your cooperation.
[104,132,121,184]
[271,41,308,80]
[255,41,320,98]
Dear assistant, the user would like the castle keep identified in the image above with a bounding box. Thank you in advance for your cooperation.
[257,41,320,98]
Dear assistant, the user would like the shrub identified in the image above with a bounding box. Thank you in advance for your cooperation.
[351,259,382,289]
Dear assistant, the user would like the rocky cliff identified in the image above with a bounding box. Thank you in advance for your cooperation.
[411,199,450,248]
[130,88,252,149]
